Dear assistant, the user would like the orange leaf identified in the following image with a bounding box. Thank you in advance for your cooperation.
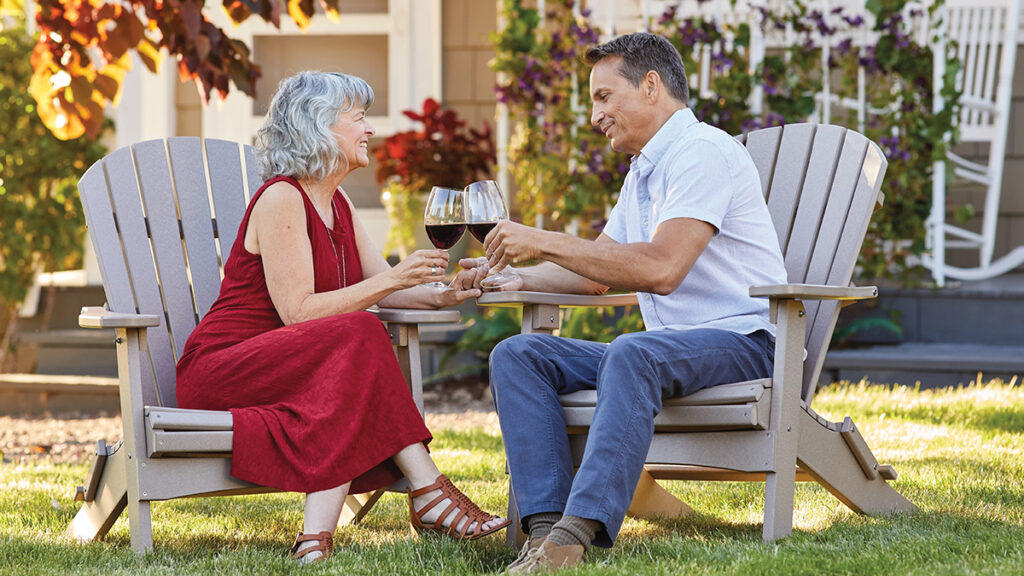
[136,37,161,73]
[93,73,119,100]
[287,0,311,29]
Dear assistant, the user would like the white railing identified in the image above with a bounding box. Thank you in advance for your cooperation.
[496,0,1023,284]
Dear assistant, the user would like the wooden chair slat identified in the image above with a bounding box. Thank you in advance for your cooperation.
[146,406,233,431]
[103,146,175,408]
[168,138,221,319]
[78,163,136,314]
[805,135,886,403]
[560,378,769,408]
[741,126,783,199]
[147,430,233,457]
[243,145,263,206]
[204,139,249,259]
[132,141,198,384]
[765,124,816,252]
[784,125,846,284]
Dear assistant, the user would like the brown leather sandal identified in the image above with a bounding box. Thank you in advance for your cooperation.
[289,531,333,562]
[407,474,511,540]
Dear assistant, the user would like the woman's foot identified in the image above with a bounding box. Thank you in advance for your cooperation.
[408,474,511,540]
[290,531,333,564]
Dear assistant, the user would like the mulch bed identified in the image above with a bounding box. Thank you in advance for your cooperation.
[1,374,496,466]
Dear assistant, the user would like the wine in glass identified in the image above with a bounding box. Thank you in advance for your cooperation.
[423,186,466,289]
[464,180,516,289]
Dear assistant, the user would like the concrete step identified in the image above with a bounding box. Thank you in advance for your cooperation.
[0,373,119,415]
[822,342,1024,389]
[841,274,1024,347]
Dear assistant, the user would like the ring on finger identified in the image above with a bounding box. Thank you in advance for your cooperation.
[430,265,438,275]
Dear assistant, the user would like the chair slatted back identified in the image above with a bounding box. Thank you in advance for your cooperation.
[78,138,264,409]
[740,124,887,406]
[946,0,1020,144]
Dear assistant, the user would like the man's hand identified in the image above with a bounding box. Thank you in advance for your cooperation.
[429,266,483,307]
[483,220,548,272]
[458,256,524,292]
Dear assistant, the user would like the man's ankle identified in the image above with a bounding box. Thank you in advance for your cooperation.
[545,515,600,550]
[524,511,562,541]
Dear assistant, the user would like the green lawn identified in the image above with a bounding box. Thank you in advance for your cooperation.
[2,380,1023,575]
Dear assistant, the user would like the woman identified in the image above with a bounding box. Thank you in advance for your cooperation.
[175,71,508,563]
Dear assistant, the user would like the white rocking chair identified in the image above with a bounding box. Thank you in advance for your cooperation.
[926,0,1024,284]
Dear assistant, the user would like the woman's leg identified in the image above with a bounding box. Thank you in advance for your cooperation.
[392,442,506,534]
[294,482,351,562]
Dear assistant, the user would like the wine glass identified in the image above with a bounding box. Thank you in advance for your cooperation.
[423,186,466,289]
[464,180,517,289]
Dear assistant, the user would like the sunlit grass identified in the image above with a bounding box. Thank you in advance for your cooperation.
[1,379,1022,574]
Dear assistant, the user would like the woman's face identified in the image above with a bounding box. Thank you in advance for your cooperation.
[332,105,376,174]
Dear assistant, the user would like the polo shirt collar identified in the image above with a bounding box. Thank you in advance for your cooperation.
[635,107,699,171]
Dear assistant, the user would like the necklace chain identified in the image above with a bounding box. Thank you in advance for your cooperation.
[318,197,345,290]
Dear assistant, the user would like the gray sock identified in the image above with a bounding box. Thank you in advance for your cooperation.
[545,515,600,550]
[524,512,562,540]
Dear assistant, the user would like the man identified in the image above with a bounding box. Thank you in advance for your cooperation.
[478,32,787,573]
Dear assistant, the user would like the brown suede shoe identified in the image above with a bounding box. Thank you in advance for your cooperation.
[507,536,544,571]
[507,539,584,574]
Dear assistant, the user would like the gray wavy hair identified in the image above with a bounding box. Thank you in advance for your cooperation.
[255,71,374,182]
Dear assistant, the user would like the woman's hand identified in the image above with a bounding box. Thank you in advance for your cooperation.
[388,249,450,290]
[429,267,484,307]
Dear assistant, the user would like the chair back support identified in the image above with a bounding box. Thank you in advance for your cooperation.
[740,124,886,405]
[946,0,1019,146]
[78,138,264,409]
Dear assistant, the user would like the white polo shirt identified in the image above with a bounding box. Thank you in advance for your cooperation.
[603,108,787,335]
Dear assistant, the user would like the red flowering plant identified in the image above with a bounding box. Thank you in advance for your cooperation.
[372,98,495,256]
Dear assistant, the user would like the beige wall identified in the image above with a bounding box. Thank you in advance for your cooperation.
[441,0,497,131]
[176,1,495,209]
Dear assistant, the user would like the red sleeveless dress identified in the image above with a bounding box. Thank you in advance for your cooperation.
[175,176,431,494]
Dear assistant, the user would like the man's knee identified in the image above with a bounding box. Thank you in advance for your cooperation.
[600,333,662,398]
[490,333,539,367]
[604,332,652,365]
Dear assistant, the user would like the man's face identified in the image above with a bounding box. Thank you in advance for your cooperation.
[589,56,650,156]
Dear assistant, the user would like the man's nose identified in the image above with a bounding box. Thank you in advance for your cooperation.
[591,109,602,127]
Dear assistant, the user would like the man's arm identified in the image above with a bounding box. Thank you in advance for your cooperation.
[484,217,713,295]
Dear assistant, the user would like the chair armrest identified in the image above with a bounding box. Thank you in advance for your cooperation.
[372,307,460,324]
[477,291,639,308]
[748,284,877,301]
[79,306,161,329]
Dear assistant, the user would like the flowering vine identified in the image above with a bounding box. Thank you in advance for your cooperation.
[494,0,961,283]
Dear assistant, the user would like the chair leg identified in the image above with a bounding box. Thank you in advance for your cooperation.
[506,477,527,548]
[627,469,694,520]
[763,467,797,541]
[127,499,153,553]
[66,445,128,543]
[797,410,916,516]
[339,490,387,526]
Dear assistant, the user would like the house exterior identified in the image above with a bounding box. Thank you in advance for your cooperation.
[102,0,1024,280]
[102,0,498,276]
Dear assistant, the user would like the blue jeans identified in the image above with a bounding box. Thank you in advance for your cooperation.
[489,328,775,547]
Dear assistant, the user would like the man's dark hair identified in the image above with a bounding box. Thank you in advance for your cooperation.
[584,32,690,106]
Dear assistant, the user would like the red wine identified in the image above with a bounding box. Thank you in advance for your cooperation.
[468,222,497,243]
[425,223,466,249]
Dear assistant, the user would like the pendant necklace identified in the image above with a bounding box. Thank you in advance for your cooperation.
[318,196,346,290]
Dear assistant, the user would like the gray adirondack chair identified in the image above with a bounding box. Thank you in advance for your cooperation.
[479,123,917,545]
[66,137,457,553]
